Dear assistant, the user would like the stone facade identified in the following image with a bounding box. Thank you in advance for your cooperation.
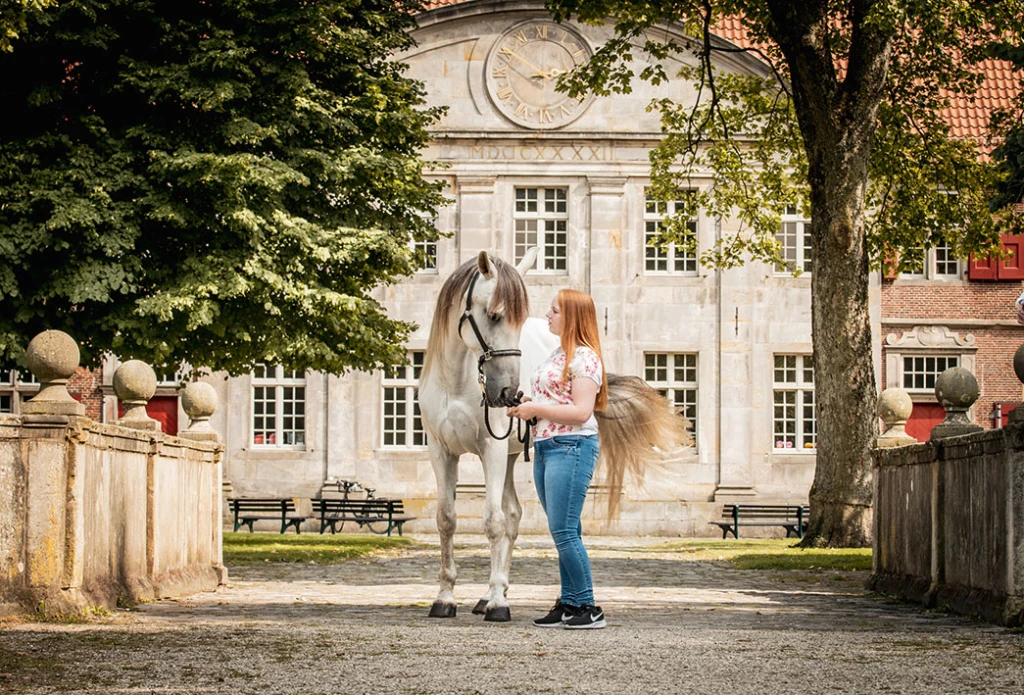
[204,1,840,536]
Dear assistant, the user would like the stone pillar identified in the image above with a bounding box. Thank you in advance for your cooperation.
[113,361,160,431]
[22,330,85,416]
[876,387,917,448]
[178,381,227,584]
[1011,343,1024,425]
[930,366,983,440]
[19,331,86,608]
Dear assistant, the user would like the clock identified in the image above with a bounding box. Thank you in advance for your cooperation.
[485,20,594,129]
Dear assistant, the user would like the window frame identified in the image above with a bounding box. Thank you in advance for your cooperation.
[381,351,427,450]
[772,354,816,452]
[774,205,813,275]
[900,354,961,394]
[643,352,698,447]
[0,369,41,415]
[899,240,962,280]
[643,192,699,276]
[513,186,569,274]
[251,365,307,450]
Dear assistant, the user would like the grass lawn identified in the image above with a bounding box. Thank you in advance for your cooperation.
[652,538,872,571]
[223,532,416,565]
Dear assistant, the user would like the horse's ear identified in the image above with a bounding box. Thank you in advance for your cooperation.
[477,250,495,279]
[514,247,538,277]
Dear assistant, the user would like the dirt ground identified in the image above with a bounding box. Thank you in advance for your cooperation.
[2,534,1022,694]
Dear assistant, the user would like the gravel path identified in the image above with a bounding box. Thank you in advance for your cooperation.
[2,534,1022,694]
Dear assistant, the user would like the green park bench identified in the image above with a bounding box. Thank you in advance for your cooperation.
[711,504,809,539]
[229,497,311,534]
[314,498,413,536]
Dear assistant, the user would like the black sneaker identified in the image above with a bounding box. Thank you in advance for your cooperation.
[563,605,606,629]
[533,600,577,627]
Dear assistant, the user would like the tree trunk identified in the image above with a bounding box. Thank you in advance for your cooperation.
[766,0,893,546]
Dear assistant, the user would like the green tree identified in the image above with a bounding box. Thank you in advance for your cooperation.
[549,0,1024,545]
[0,0,57,51]
[0,0,445,375]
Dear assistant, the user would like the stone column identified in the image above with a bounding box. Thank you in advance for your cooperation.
[19,331,86,609]
[178,381,227,584]
[931,367,983,440]
[876,387,917,448]
[113,361,160,432]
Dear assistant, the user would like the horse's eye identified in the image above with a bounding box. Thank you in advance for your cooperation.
[489,313,502,323]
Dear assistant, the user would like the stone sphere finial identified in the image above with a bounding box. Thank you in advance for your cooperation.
[179,381,220,442]
[22,330,85,416]
[931,366,983,441]
[113,360,160,431]
[1011,343,1024,424]
[876,387,916,448]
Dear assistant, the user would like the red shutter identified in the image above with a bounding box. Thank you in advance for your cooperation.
[998,234,1024,280]
[882,252,899,280]
[969,253,999,280]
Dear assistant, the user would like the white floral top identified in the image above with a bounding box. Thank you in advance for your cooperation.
[531,346,603,440]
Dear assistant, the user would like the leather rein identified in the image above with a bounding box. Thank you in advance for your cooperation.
[458,271,533,459]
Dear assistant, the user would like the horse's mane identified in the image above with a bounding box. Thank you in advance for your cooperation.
[422,257,530,380]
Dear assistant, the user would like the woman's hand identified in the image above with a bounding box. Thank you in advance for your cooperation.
[507,396,536,420]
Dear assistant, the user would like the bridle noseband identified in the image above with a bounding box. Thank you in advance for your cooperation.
[458,270,533,458]
[458,271,522,394]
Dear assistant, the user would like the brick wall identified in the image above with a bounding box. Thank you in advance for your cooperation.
[882,279,1024,428]
[68,367,104,421]
[881,280,1023,319]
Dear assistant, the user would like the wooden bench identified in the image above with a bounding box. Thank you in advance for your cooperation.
[229,498,311,534]
[711,504,809,539]
[314,498,413,537]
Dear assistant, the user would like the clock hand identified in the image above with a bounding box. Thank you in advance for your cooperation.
[504,50,547,77]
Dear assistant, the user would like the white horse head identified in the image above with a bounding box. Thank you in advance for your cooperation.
[424,248,537,408]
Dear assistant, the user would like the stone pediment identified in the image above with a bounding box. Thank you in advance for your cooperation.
[405,1,773,138]
[884,326,977,350]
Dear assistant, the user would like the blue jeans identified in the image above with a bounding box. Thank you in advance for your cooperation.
[533,434,599,607]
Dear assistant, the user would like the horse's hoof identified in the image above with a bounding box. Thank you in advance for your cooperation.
[484,606,511,622]
[472,599,488,615]
[428,602,457,618]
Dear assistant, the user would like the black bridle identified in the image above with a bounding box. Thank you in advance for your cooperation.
[458,270,534,459]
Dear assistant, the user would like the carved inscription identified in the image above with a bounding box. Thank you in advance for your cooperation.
[468,144,613,161]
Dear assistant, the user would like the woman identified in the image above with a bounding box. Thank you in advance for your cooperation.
[508,288,607,629]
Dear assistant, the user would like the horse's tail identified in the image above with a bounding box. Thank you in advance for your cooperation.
[595,374,693,519]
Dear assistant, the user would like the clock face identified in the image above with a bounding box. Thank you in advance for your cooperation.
[485,21,594,129]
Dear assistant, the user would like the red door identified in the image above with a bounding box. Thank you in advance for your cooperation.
[905,403,945,442]
[118,396,179,435]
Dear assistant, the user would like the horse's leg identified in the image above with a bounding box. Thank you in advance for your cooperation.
[501,450,522,591]
[479,442,513,622]
[473,450,521,617]
[428,442,459,618]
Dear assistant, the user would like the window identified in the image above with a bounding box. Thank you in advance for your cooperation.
[382,351,426,448]
[775,206,812,274]
[644,194,698,275]
[644,353,697,442]
[901,239,961,279]
[514,187,568,272]
[773,355,816,451]
[902,355,959,392]
[413,239,438,272]
[0,369,40,414]
[251,365,306,447]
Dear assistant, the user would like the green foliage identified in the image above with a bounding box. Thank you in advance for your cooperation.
[0,0,56,51]
[549,0,1023,274]
[0,0,446,374]
[222,531,414,565]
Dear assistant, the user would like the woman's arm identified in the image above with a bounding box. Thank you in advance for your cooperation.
[507,378,598,426]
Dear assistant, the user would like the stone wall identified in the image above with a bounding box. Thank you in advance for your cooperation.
[0,414,224,616]
[870,424,1024,625]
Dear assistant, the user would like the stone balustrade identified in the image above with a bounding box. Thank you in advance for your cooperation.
[0,331,225,617]
[870,359,1024,626]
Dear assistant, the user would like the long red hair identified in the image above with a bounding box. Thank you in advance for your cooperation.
[557,289,607,412]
